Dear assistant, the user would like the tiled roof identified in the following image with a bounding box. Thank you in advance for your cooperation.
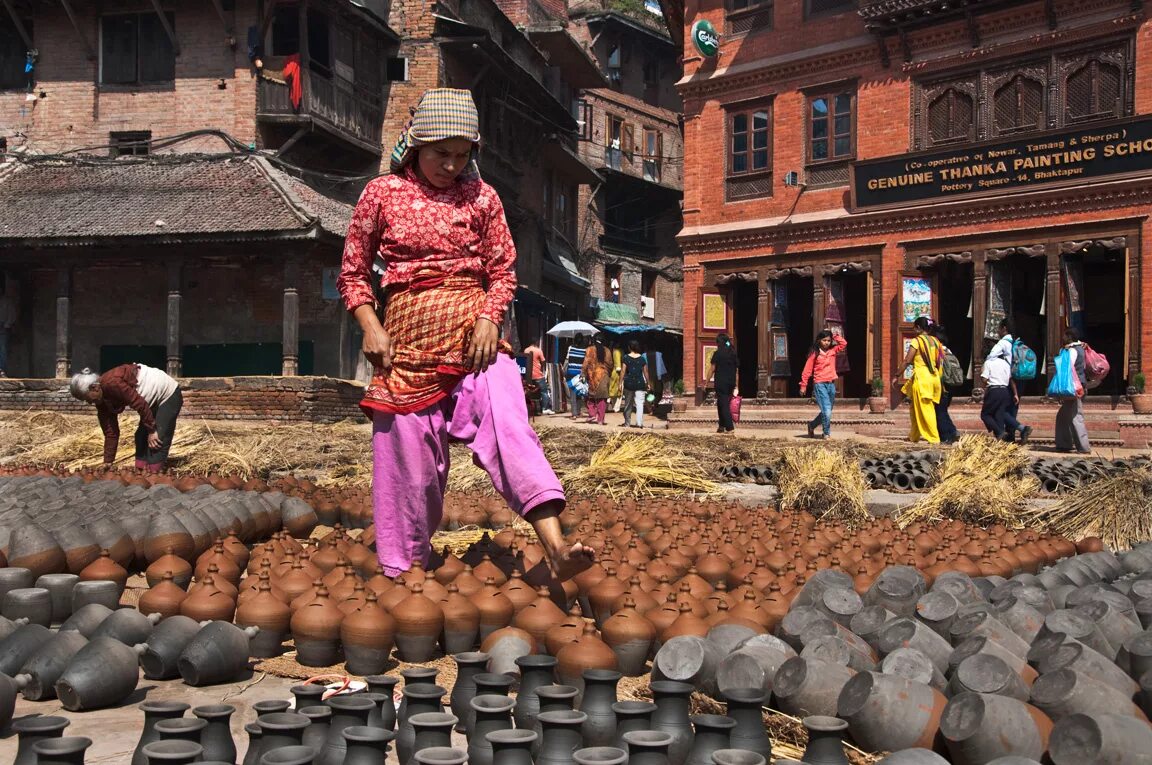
[0,155,354,245]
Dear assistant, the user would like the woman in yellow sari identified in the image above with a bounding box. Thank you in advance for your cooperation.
[608,340,623,412]
[893,316,943,443]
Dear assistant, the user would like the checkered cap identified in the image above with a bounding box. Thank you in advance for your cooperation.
[389,88,481,176]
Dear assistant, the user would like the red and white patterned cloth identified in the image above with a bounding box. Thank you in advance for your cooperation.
[338,167,518,415]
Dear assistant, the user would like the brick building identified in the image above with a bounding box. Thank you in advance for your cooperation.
[674,0,1152,410]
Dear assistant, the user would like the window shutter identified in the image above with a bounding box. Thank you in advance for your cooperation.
[623,123,634,157]
[102,15,139,84]
[138,13,176,82]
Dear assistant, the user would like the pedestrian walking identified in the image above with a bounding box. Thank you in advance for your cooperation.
[581,336,612,425]
[984,320,1032,443]
[565,336,588,419]
[894,316,943,444]
[708,333,738,434]
[609,340,624,412]
[930,325,959,444]
[522,341,553,414]
[337,87,593,580]
[1054,327,1092,454]
[620,340,650,428]
[799,329,847,439]
[69,363,183,472]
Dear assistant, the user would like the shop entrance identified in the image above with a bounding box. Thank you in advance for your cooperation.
[987,255,1047,396]
[1066,245,1126,395]
[936,261,974,395]
[770,275,814,397]
[824,271,871,399]
[731,281,759,398]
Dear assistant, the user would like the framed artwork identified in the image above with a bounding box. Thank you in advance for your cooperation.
[700,343,718,384]
[902,336,916,380]
[773,332,788,360]
[701,293,728,332]
[901,276,932,323]
[321,267,340,300]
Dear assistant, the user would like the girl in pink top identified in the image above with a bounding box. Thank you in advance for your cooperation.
[799,330,847,439]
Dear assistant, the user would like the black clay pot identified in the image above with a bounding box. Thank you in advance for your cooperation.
[71,580,121,612]
[13,715,70,765]
[413,748,468,765]
[254,700,291,718]
[240,723,262,765]
[91,609,161,646]
[362,691,391,730]
[537,709,588,765]
[710,750,767,765]
[58,604,113,638]
[193,704,237,765]
[0,567,35,605]
[154,717,208,746]
[580,668,621,748]
[290,683,328,712]
[0,613,26,642]
[800,716,850,765]
[397,666,439,720]
[532,684,580,757]
[2,587,52,627]
[612,700,656,750]
[487,728,537,765]
[686,715,736,765]
[132,701,190,765]
[451,651,489,734]
[724,688,771,759]
[468,694,516,765]
[574,747,628,765]
[34,573,79,626]
[55,636,143,711]
[621,731,674,765]
[515,654,558,729]
[397,684,446,764]
[298,705,331,757]
[258,746,317,765]
[319,693,375,765]
[410,712,457,759]
[177,622,259,687]
[341,726,395,765]
[0,670,27,729]
[141,740,204,765]
[651,680,695,765]
[256,712,310,758]
[17,628,88,701]
[0,622,51,675]
[31,736,93,765]
[140,615,201,680]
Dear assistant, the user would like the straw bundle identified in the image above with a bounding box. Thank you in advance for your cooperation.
[899,434,1037,528]
[561,433,718,498]
[775,446,870,526]
[1023,467,1152,551]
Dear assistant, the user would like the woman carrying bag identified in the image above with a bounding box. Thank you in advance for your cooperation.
[893,316,944,444]
[708,333,739,434]
[799,329,847,439]
[1048,327,1091,454]
[581,336,612,425]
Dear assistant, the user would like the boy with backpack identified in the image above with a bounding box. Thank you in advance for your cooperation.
[981,320,1033,444]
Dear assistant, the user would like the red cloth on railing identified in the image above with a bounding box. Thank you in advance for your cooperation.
[283,54,302,109]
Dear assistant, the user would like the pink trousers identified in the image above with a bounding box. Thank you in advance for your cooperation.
[371,354,566,576]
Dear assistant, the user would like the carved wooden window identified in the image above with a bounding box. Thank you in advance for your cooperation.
[809,91,854,163]
[1065,59,1122,123]
[727,0,772,36]
[992,75,1044,137]
[805,0,855,18]
[726,103,772,202]
[927,88,975,146]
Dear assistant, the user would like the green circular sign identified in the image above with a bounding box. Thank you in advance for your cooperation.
[691,19,720,57]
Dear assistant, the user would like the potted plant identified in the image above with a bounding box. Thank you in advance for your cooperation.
[671,379,688,413]
[868,375,888,414]
[1129,372,1152,414]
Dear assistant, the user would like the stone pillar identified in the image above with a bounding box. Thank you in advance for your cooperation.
[55,266,71,379]
[756,273,770,395]
[282,259,300,376]
[972,251,988,379]
[166,259,183,377]
[1045,242,1062,373]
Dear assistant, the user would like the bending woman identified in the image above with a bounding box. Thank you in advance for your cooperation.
[338,88,593,580]
[69,363,182,471]
[893,316,943,444]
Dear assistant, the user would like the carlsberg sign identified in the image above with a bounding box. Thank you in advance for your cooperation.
[692,20,719,57]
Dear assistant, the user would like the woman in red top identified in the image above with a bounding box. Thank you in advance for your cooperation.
[799,330,847,439]
[338,89,592,581]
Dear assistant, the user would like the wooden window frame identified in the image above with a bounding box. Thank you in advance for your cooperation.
[643,128,663,183]
[926,87,977,147]
[605,114,624,170]
[0,17,31,92]
[806,90,855,166]
[100,11,177,85]
[804,0,856,20]
[109,130,152,157]
[574,98,592,141]
[726,102,773,177]
[1064,58,1124,125]
[726,0,773,37]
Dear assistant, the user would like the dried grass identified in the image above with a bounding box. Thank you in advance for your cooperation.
[775,446,870,526]
[899,434,1038,528]
[561,433,719,499]
[1023,468,1152,551]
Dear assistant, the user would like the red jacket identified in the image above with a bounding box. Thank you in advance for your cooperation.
[96,364,156,463]
[800,335,847,389]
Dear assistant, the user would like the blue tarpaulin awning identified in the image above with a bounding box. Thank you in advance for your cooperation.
[598,323,665,334]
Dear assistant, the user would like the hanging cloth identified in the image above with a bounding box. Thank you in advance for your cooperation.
[283,54,303,109]
[1062,256,1086,336]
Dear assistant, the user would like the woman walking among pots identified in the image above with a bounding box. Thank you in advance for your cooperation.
[619,340,651,428]
[708,333,738,434]
[338,88,593,581]
[893,316,943,444]
[799,329,846,440]
[69,363,183,472]
[1054,327,1091,454]
[581,336,612,425]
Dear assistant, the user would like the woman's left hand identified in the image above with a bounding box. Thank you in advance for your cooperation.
[467,317,500,372]
[147,432,163,450]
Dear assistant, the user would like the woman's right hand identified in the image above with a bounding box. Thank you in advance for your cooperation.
[363,326,394,370]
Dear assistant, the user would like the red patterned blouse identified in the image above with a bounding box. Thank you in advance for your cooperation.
[337,167,517,326]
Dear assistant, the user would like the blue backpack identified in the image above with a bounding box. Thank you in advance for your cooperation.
[1011,339,1038,381]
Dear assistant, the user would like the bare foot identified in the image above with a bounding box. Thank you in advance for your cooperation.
[548,541,596,581]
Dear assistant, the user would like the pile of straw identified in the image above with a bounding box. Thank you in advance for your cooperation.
[561,433,718,498]
[899,435,1037,528]
[1023,468,1152,550]
[775,446,870,526]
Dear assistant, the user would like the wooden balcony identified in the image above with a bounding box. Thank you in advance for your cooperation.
[257,74,383,155]
[860,0,1038,32]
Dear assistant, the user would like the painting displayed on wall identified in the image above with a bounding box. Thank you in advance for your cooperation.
[901,276,932,323]
[701,343,718,383]
[770,331,790,377]
[702,293,728,331]
[902,336,916,380]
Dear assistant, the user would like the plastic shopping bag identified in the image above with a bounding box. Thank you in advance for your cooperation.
[1046,349,1081,399]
